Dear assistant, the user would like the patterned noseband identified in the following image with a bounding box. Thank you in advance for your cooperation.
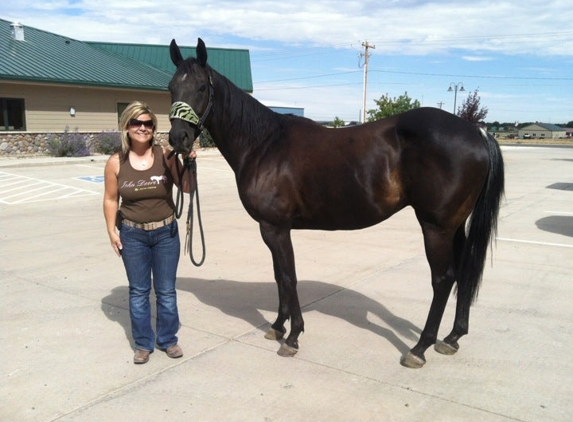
[169,75,214,132]
[170,101,201,126]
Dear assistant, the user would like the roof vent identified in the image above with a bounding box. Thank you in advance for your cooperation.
[10,22,24,41]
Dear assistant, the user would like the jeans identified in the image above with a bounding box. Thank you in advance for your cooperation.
[120,220,180,351]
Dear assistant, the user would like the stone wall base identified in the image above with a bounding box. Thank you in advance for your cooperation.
[0,132,170,157]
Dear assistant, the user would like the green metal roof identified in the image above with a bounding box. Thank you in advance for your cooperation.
[89,42,253,92]
[0,19,253,92]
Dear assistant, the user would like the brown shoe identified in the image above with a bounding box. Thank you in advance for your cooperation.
[165,344,183,359]
[134,349,150,364]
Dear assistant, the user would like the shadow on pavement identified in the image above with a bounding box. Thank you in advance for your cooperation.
[177,277,421,355]
[535,215,573,237]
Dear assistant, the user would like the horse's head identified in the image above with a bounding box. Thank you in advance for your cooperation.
[168,38,213,155]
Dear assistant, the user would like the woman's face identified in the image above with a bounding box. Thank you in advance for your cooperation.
[127,113,154,147]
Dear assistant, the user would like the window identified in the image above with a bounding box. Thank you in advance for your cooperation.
[0,98,26,131]
[117,103,129,127]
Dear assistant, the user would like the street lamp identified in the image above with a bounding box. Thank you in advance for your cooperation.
[447,82,465,114]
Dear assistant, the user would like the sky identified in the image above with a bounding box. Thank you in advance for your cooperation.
[4,0,573,125]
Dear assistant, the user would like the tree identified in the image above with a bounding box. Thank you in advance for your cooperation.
[457,89,488,124]
[367,92,421,122]
[566,121,573,128]
[332,116,346,128]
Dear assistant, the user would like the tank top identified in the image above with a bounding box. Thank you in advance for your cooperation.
[118,145,176,223]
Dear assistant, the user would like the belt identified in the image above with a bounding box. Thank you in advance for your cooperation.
[122,214,176,231]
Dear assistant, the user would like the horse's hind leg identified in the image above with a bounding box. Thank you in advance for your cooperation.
[435,226,470,355]
[259,222,304,357]
[401,222,456,368]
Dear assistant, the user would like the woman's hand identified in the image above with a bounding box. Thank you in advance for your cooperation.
[109,232,123,257]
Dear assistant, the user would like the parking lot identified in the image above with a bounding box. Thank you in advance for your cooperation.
[1,145,572,421]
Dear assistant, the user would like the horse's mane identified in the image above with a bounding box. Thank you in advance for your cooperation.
[181,59,322,148]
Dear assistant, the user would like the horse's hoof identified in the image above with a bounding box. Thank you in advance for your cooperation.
[277,343,298,357]
[434,340,459,355]
[400,352,426,369]
[264,328,285,341]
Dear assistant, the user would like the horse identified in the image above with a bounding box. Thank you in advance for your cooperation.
[167,38,504,368]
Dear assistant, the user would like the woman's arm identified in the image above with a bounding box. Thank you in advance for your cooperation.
[103,154,122,257]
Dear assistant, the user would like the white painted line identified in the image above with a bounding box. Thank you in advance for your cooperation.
[0,181,44,194]
[10,186,69,203]
[0,178,33,188]
[0,171,99,205]
[497,237,573,249]
[1,183,62,200]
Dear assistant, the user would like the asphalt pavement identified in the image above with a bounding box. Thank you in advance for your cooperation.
[1,145,572,421]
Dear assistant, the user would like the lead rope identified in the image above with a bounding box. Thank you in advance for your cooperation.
[173,152,206,266]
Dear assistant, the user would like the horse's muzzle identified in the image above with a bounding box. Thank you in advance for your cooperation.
[168,127,195,154]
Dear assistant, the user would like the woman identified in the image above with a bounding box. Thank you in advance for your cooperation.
[103,101,195,364]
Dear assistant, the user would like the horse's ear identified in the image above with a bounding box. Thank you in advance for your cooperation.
[170,39,184,67]
[197,38,208,67]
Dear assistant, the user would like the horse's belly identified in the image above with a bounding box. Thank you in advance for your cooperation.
[292,205,398,231]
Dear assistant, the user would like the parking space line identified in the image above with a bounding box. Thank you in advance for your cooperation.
[497,237,573,249]
[0,171,99,205]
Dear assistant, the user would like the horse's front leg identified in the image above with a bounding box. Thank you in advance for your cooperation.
[259,221,304,357]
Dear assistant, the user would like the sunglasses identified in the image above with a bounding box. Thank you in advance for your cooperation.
[129,118,154,129]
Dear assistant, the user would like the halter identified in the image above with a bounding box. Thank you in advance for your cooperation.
[169,75,214,132]
[168,75,213,267]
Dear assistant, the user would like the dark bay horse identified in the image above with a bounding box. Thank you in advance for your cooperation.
[168,38,504,368]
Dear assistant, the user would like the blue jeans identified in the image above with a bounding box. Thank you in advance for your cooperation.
[120,220,180,351]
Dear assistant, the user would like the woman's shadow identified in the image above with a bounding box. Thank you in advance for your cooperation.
[176,277,421,355]
[101,286,136,349]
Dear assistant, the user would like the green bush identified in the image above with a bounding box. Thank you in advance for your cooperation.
[46,127,91,157]
[92,130,121,155]
[199,130,216,147]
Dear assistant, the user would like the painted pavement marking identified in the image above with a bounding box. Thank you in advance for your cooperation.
[0,171,99,205]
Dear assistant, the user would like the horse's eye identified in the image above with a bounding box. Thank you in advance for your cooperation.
[199,85,207,93]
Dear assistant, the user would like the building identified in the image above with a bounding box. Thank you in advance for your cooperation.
[517,123,566,140]
[0,18,252,155]
[267,106,304,117]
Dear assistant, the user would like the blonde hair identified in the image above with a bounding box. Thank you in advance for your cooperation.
[119,101,158,158]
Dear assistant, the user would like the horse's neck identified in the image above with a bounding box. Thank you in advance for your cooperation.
[208,77,278,172]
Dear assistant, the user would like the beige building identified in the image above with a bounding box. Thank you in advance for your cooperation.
[517,123,566,139]
[0,19,252,155]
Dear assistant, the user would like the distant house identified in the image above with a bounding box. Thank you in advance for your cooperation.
[518,123,566,139]
[0,19,252,137]
[267,106,304,117]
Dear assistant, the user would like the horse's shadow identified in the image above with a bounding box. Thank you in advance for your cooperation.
[177,277,421,355]
[101,279,422,355]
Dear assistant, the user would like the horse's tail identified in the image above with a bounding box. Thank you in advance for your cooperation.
[458,129,505,304]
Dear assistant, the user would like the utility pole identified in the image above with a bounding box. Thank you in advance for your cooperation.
[437,101,444,109]
[360,41,375,124]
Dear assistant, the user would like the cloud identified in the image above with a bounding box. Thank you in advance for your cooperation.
[462,56,493,62]
[3,0,572,123]
[4,0,573,56]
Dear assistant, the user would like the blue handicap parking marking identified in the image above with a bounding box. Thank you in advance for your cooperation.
[77,175,105,183]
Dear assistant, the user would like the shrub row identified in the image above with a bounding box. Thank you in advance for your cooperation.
[45,126,215,158]
[46,127,121,157]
